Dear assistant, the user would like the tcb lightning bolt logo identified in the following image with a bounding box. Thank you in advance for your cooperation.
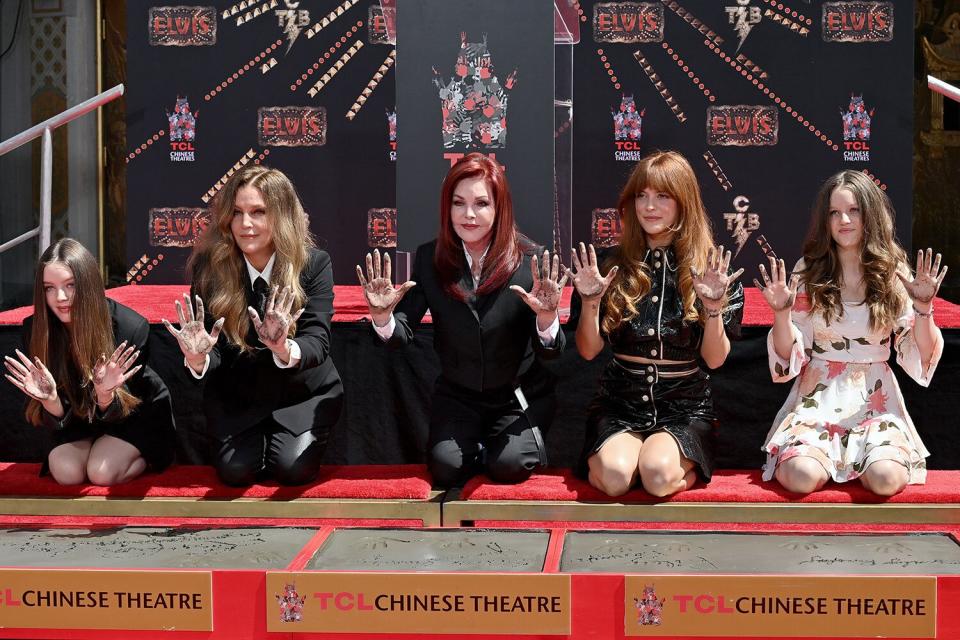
[723,196,760,258]
[725,0,762,52]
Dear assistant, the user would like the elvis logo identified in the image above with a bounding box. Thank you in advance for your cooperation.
[257,106,326,147]
[722,196,760,258]
[593,2,664,43]
[276,583,306,623]
[634,585,665,626]
[148,6,216,46]
[368,208,397,248]
[387,109,397,161]
[841,94,873,162]
[592,209,622,248]
[822,1,893,43]
[434,32,516,149]
[612,94,646,162]
[707,105,778,146]
[148,208,209,248]
[166,96,198,162]
[726,0,761,52]
[368,4,396,45]
[276,0,310,53]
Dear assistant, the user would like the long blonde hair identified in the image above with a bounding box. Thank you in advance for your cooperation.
[26,239,140,425]
[800,170,907,330]
[602,150,715,334]
[189,165,316,351]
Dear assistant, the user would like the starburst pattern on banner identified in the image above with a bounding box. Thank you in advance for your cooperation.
[126,129,165,164]
[346,49,396,120]
[633,51,686,123]
[201,149,258,204]
[307,40,364,98]
[703,151,732,191]
[704,39,835,151]
[126,254,165,284]
[204,40,283,102]
[861,169,888,191]
[233,0,279,26]
[661,41,715,102]
[594,48,622,91]
[760,0,813,27]
[291,21,363,91]
[306,0,360,39]
[764,9,810,37]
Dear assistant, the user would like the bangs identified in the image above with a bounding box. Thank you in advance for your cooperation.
[632,159,675,198]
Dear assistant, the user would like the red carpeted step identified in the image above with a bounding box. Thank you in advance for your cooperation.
[0,463,432,500]
[459,468,960,504]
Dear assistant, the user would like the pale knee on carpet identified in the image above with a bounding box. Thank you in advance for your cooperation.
[637,433,695,497]
[775,456,829,494]
[861,460,908,496]
[588,433,643,497]
[86,436,146,486]
[47,440,93,485]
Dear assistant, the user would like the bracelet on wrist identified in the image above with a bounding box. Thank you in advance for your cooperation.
[706,309,722,318]
[913,303,934,318]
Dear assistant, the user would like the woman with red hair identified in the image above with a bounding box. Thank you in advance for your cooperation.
[358,153,566,488]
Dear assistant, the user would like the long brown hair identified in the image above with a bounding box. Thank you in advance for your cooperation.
[602,150,715,334]
[800,170,907,330]
[435,153,523,301]
[189,165,316,352]
[26,239,140,425]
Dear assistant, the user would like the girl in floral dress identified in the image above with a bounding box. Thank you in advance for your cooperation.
[757,170,946,496]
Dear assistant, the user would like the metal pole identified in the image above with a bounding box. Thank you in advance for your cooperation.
[40,127,52,252]
[0,228,40,254]
[0,84,124,157]
[928,75,960,104]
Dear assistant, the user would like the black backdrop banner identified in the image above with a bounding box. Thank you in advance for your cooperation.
[127,1,911,284]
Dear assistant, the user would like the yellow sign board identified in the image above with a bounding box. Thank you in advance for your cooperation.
[624,575,936,638]
[266,572,571,634]
[0,569,212,631]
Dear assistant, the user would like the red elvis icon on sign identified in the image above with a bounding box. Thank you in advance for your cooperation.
[257,107,327,147]
[707,105,778,146]
[593,2,664,43]
[149,6,217,46]
[149,208,210,248]
[822,1,893,42]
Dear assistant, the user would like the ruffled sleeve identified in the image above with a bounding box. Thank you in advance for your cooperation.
[767,308,813,383]
[894,306,942,387]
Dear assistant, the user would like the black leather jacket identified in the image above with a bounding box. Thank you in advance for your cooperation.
[571,245,743,361]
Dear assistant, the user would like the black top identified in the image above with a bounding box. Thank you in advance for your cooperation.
[571,245,743,362]
[193,248,343,438]
[383,239,565,391]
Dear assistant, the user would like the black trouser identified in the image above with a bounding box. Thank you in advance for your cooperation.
[215,417,330,487]
[428,375,555,489]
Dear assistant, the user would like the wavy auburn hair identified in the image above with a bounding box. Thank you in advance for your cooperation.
[189,165,315,351]
[26,239,140,425]
[799,170,907,330]
[434,153,524,301]
[602,150,715,334]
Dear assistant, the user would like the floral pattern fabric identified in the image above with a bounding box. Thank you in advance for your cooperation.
[762,301,941,485]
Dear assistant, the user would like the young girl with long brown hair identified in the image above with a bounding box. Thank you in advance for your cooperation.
[568,150,743,497]
[4,238,175,485]
[165,165,342,486]
[357,153,566,488]
[759,170,946,495]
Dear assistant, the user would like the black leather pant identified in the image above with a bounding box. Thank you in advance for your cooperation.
[214,417,330,486]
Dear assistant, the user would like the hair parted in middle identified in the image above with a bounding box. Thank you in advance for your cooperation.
[434,152,524,302]
[189,165,316,352]
[799,169,908,330]
[601,150,716,334]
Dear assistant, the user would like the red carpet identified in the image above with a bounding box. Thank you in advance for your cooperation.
[460,468,960,504]
[0,463,432,499]
[3,285,958,327]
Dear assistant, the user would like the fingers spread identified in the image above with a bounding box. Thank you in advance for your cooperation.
[373,249,382,279]
[247,307,263,330]
[753,277,765,292]
[729,267,745,283]
[365,252,375,282]
[604,264,620,285]
[162,319,181,338]
[356,264,368,287]
[384,251,392,283]
[210,317,225,341]
[588,243,598,267]
[175,299,187,327]
[195,296,205,324]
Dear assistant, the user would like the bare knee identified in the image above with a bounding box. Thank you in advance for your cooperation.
[588,455,636,497]
[47,447,87,486]
[775,457,828,495]
[86,456,145,487]
[637,455,687,497]
[862,461,908,496]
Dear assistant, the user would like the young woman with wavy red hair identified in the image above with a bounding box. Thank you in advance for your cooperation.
[358,153,566,488]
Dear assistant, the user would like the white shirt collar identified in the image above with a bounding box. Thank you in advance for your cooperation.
[244,253,276,285]
[461,241,490,271]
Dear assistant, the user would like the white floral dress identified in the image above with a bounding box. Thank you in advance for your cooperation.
[761,300,942,484]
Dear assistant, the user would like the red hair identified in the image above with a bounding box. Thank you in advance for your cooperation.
[434,153,522,301]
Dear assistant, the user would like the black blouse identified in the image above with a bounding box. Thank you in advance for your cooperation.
[571,245,743,362]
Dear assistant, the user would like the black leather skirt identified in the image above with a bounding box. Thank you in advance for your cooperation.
[578,357,717,482]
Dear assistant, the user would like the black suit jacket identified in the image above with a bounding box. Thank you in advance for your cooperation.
[24,300,175,455]
[384,239,565,392]
[195,248,343,439]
